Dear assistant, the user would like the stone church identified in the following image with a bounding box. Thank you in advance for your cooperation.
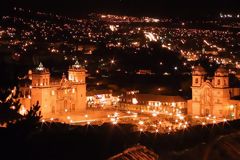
[188,65,240,119]
[19,61,86,118]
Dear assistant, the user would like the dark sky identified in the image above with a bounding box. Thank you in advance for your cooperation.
[1,0,240,18]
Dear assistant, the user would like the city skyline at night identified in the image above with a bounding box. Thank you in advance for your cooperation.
[1,0,240,18]
[1,1,240,160]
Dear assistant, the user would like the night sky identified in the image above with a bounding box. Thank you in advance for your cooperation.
[1,0,240,18]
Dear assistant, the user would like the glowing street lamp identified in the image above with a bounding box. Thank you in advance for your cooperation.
[67,116,71,120]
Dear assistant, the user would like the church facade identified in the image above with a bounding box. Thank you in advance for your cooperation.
[19,61,86,118]
[187,66,240,119]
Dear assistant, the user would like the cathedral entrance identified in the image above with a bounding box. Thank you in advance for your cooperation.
[200,85,213,116]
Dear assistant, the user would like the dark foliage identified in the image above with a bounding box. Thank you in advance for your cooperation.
[1,119,240,160]
[0,89,22,124]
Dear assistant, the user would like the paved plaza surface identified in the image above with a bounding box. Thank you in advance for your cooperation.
[42,108,230,134]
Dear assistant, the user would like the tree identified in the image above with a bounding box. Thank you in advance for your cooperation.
[0,88,22,125]
[8,102,42,134]
[0,87,42,131]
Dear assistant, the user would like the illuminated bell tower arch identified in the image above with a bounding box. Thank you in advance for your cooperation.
[68,61,86,112]
[31,62,51,116]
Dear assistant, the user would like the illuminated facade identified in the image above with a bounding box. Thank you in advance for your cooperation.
[188,65,240,118]
[19,61,86,118]
[120,93,187,113]
[87,90,119,108]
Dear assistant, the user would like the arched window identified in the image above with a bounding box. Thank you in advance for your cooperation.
[46,78,48,85]
[43,79,46,85]
[217,79,221,85]
[195,78,199,84]
[224,80,227,86]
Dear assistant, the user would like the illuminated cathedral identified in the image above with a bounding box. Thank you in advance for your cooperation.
[188,65,240,119]
[19,61,86,118]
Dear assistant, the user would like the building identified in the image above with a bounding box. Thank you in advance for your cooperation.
[19,61,86,118]
[187,65,240,119]
[108,145,159,160]
[120,93,187,114]
[136,69,154,75]
[87,90,120,108]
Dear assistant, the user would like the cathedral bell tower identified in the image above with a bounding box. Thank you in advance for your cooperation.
[213,66,229,88]
[31,62,51,116]
[68,61,86,112]
[190,65,206,116]
[213,66,230,100]
[192,65,206,87]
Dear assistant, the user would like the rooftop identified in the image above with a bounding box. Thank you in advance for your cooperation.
[108,145,159,160]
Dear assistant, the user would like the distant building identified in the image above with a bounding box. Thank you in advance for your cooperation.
[75,44,96,54]
[136,69,154,75]
[187,65,240,118]
[19,61,86,118]
[120,93,187,113]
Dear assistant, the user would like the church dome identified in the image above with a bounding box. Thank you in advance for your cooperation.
[192,65,206,75]
[215,66,228,76]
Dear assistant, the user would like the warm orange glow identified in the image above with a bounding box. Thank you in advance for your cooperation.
[19,105,27,115]
[132,98,138,104]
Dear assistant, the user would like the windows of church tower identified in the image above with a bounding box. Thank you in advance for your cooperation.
[217,79,221,85]
[195,78,199,84]
[46,78,49,85]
